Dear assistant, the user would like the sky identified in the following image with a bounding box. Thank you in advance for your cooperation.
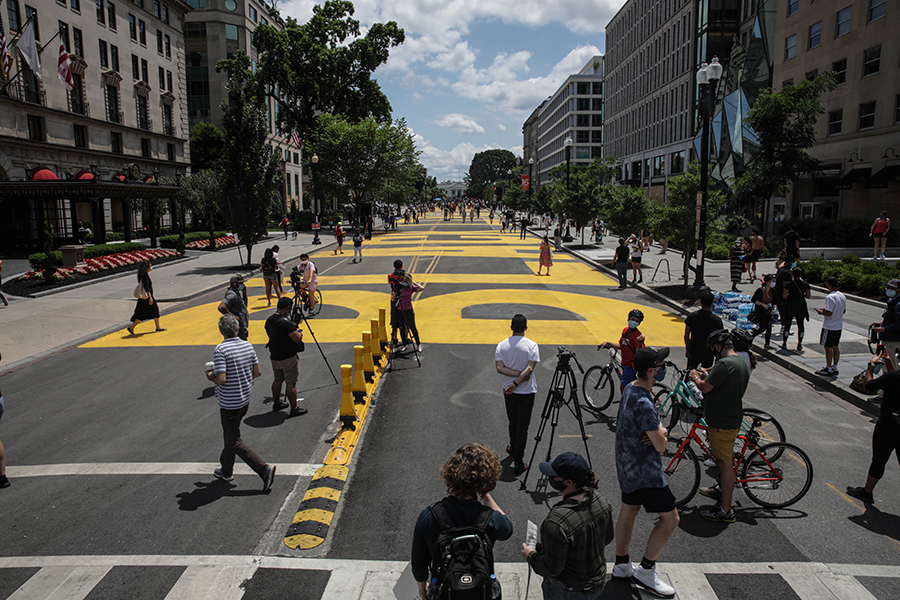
[279,0,625,183]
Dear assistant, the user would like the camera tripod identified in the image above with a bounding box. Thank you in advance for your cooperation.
[520,347,592,490]
[290,289,338,385]
[386,298,421,371]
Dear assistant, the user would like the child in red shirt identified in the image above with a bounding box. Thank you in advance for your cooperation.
[600,309,646,391]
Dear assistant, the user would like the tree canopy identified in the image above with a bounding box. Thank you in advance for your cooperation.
[249,0,404,144]
[188,122,225,173]
[465,149,518,198]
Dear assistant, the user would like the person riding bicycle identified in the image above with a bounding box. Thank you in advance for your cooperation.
[599,309,646,392]
[687,330,751,523]
[297,253,318,316]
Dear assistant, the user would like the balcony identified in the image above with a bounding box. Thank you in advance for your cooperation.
[108,109,124,124]
[0,81,47,106]
[23,87,46,106]
[69,97,90,117]
[163,122,175,136]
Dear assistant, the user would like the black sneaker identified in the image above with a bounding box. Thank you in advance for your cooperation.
[0,475,10,488]
[701,505,735,523]
[262,465,276,492]
[213,468,233,482]
[289,407,308,417]
[846,486,874,503]
[272,401,288,412]
[513,462,528,475]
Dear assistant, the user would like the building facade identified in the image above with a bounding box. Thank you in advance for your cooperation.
[437,180,466,199]
[774,0,899,221]
[183,0,305,213]
[0,0,192,247]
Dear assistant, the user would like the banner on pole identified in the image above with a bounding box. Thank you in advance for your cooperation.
[521,175,530,191]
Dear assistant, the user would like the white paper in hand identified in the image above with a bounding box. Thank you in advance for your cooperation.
[526,520,538,548]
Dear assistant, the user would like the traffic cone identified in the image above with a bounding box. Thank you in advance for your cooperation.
[362,331,376,383]
[370,318,384,367]
[352,346,367,404]
[378,307,389,351]
[338,365,357,430]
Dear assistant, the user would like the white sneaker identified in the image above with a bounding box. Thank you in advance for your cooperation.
[611,562,635,579]
[704,457,717,467]
[632,566,675,598]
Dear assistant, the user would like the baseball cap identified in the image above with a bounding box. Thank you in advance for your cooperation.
[277,296,293,309]
[888,279,900,290]
[229,274,244,284]
[633,346,670,372]
[539,452,589,483]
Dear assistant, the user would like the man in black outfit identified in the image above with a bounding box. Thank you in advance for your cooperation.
[614,238,630,289]
[265,297,307,417]
[520,215,529,239]
[388,259,409,347]
[784,224,800,261]
[684,290,724,369]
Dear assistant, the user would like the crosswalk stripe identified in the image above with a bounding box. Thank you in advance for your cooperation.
[7,565,112,600]
[6,463,320,478]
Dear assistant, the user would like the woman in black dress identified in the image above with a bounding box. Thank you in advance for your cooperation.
[128,260,164,335]
[751,274,776,349]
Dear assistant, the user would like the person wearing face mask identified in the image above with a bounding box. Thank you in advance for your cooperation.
[128,260,165,335]
[751,274,776,349]
[688,330,751,523]
[298,253,318,315]
[521,452,614,599]
[611,347,678,599]
[218,274,250,340]
[599,309,646,392]
[871,279,900,369]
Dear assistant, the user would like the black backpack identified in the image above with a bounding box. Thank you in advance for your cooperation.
[427,501,499,600]
[261,256,277,276]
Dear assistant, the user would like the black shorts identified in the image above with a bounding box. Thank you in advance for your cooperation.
[820,329,842,348]
[632,257,642,264]
[621,485,676,513]
[874,232,886,238]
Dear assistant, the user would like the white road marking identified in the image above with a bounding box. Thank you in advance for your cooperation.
[5,463,320,478]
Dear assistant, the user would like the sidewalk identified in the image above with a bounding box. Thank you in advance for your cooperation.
[547,229,884,415]
[0,232,335,373]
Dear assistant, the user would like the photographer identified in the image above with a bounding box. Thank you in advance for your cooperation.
[388,260,409,347]
[495,314,540,475]
[265,297,306,417]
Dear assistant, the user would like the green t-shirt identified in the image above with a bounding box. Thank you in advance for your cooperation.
[703,354,750,429]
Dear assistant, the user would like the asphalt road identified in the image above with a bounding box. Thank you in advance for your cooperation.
[1,211,898,600]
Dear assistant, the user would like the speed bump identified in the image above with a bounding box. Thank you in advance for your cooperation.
[284,465,349,549]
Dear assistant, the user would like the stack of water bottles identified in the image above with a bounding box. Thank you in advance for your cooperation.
[719,291,742,322]
[736,302,755,330]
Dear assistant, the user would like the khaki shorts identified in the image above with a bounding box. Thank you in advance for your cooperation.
[708,427,740,462]
[271,356,299,384]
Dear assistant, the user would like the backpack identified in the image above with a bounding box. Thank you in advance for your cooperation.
[427,501,500,600]
[261,256,276,276]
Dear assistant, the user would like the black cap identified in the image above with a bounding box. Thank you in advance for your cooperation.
[633,346,670,372]
[229,274,244,284]
[539,452,589,484]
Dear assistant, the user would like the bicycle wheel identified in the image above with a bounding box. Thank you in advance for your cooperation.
[308,290,322,315]
[662,442,700,508]
[582,366,614,411]
[741,409,786,461]
[653,387,681,431]
[740,442,813,508]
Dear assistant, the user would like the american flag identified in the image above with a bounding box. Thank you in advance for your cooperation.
[291,131,302,149]
[58,42,74,90]
[0,14,9,80]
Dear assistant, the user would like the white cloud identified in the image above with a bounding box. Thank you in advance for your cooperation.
[411,129,518,180]
[497,123,506,131]
[429,114,485,135]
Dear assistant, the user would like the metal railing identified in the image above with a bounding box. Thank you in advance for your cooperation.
[69,98,90,116]
[138,116,153,131]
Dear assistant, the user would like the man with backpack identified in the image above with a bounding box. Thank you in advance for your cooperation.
[265,297,306,417]
[411,443,512,600]
[352,228,364,263]
[521,452,614,599]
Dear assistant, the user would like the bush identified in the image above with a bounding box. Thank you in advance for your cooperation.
[838,268,861,291]
[28,242,148,269]
[85,232,125,243]
[841,254,861,266]
[159,230,230,249]
[859,274,885,296]
[800,257,827,282]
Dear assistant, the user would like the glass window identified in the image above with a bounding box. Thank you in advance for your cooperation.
[827,109,842,135]
[576,114,589,126]
[806,69,818,81]
[788,0,798,16]
[576,130,589,143]
[157,29,163,53]
[96,0,105,24]
[164,34,170,58]
[137,96,149,129]
[869,0,886,22]
[141,58,148,82]
[59,21,70,52]
[7,0,20,31]
[138,19,146,45]
[166,70,172,91]
[71,0,81,12]
[785,34,797,60]
[185,0,204,7]
[131,53,138,79]
[835,6,851,37]
[592,82,602,95]
[576,82,590,94]
[224,0,236,10]
[167,143,175,161]
[111,44,119,71]
[107,2,116,29]
[249,4,257,21]
[111,132,123,152]
[73,27,83,57]
[261,16,267,25]
[809,21,821,49]
[832,58,846,84]
[153,0,160,17]
[141,138,151,157]
[25,5,38,40]
[128,14,136,40]
[162,5,168,23]
[106,85,120,122]
[576,98,590,110]
[99,40,108,68]
[592,98,602,111]
[185,22,206,37]
[896,95,900,124]
[159,65,165,89]
[74,124,88,148]
[225,24,238,40]
[863,46,880,76]
[858,101,876,130]
[27,115,44,141]
[670,151,685,173]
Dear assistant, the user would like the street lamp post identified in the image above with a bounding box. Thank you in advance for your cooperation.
[564,136,573,241]
[311,154,321,245]
[528,157,534,215]
[693,56,723,289]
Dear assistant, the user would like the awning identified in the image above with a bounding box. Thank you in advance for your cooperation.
[866,165,900,189]
[30,167,59,181]
[835,167,871,190]
[74,170,95,180]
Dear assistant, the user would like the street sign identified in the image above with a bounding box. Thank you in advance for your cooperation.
[312,223,320,230]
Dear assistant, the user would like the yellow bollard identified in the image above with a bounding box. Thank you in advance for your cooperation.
[362,331,376,383]
[370,318,384,366]
[378,307,389,351]
[352,346,367,404]
[338,365,357,430]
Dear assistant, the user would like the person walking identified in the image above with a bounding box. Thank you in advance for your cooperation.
[751,274,776,349]
[205,314,276,491]
[746,229,766,281]
[127,261,165,335]
[847,354,900,504]
[272,245,285,296]
[554,223,562,251]
[260,247,282,308]
[495,314,540,475]
[397,273,424,352]
[781,268,810,352]
[538,235,553,276]
[334,221,345,254]
[411,443,512,600]
[281,216,290,240]
[729,238,744,292]
[521,452,615,599]
[265,297,307,417]
[613,347,678,598]
[520,214,529,239]
[784,224,800,262]
[870,211,891,259]
[815,276,847,376]
[351,228,364,263]
[630,235,643,283]
[365,214,374,239]
[684,290,723,369]
[614,238,630,289]
[218,275,250,340]
[688,330,751,523]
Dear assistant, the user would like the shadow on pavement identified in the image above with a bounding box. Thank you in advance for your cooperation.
[849,504,900,542]
[176,480,264,511]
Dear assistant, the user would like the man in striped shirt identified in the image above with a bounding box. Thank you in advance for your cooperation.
[205,314,276,491]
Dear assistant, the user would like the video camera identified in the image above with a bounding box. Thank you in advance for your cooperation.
[289,266,303,293]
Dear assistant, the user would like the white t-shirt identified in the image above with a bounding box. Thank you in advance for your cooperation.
[495,335,540,394]
[302,261,318,285]
[823,290,847,331]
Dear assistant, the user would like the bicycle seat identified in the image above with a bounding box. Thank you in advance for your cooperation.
[743,408,773,422]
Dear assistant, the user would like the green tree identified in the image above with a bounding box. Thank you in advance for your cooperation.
[250,0,404,145]
[216,53,281,266]
[465,149,517,199]
[546,157,618,244]
[734,71,837,229]
[599,185,652,242]
[178,170,222,250]
[189,122,225,173]
[307,114,420,214]
[650,162,727,281]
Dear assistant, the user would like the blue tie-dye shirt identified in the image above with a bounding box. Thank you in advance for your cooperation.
[615,383,667,493]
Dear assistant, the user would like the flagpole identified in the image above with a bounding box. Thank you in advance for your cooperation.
[0,22,62,95]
